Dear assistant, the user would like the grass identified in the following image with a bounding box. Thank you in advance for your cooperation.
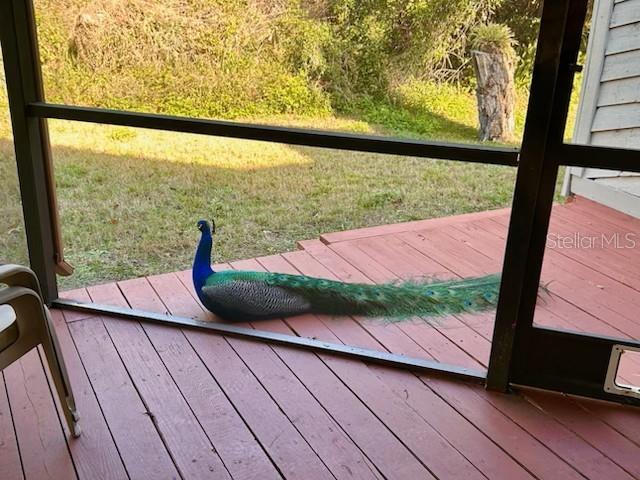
[0,79,574,290]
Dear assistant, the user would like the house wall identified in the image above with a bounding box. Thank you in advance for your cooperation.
[564,0,640,218]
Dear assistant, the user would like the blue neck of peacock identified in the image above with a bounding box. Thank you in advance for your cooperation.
[193,229,215,293]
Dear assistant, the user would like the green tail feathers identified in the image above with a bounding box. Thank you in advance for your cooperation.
[262,271,501,321]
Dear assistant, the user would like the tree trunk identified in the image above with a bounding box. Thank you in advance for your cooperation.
[472,49,516,142]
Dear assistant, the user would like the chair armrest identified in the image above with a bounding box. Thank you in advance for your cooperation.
[0,286,47,342]
[0,265,42,297]
[0,286,44,309]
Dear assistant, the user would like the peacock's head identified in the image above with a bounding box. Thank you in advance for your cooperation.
[197,219,216,235]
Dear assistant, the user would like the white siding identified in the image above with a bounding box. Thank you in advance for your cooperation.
[592,103,640,131]
[565,0,640,216]
[581,0,640,137]
[601,50,640,81]
[610,0,640,26]
[597,76,640,105]
[592,127,640,148]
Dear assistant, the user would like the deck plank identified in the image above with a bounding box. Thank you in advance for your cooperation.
[264,253,517,480]
[548,210,640,288]
[481,217,640,338]
[225,337,384,480]
[176,264,437,480]
[318,207,510,244]
[450,217,640,337]
[49,309,128,480]
[85,283,232,479]
[292,241,445,359]
[174,269,433,480]
[444,217,640,383]
[228,258,390,480]
[65,303,181,480]
[568,197,640,231]
[0,372,23,480]
[525,390,640,478]
[479,389,635,480]
[298,241,584,480]
[3,349,76,480]
[118,275,282,480]
[427,379,585,480]
[148,274,337,480]
[571,398,640,446]
[356,235,493,366]
[225,258,485,480]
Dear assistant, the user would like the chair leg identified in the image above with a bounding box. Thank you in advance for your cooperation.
[40,310,81,438]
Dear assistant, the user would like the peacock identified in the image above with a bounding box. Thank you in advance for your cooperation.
[192,219,501,322]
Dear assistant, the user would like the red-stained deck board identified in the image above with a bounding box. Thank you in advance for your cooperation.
[175,267,434,480]
[64,289,181,480]
[426,378,585,480]
[3,349,76,480]
[443,215,640,383]
[147,272,337,480]
[293,241,445,360]
[492,214,640,313]
[571,397,640,446]
[525,390,640,478]
[258,253,517,480]
[0,372,22,480]
[480,216,640,338]
[318,207,510,244]
[569,197,640,231]
[149,270,384,480]
[445,213,640,383]
[85,283,232,480]
[117,275,282,480]
[296,240,587,480]
[194,259,439,480]
[283,246,482,369]
[547,212,640,288]
[450,215,640,335]
[479,388,635,480]
[349,236,490,368]
[48,309,128,480]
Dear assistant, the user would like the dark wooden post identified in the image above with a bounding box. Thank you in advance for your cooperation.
[0,0,60,302]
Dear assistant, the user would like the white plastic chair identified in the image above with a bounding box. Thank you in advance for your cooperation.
[0,264,80,437]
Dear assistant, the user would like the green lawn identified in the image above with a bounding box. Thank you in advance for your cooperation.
[0,82,571,290]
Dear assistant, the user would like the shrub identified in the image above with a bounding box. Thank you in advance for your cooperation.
[35,0,504,118]
[469,23,516,56]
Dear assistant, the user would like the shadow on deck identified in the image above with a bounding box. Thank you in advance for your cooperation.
[1,196,639,479]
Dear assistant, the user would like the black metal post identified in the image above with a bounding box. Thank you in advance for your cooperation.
[53,299,486,383]
[0,0,58,302]
[27,102,520,167]
[487,0,589,391]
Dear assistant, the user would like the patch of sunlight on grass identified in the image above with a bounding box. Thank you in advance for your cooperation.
[246,114,378,135]
[45,120,313,170]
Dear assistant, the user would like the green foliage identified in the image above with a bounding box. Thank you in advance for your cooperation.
[37,0,333,118]
[470,23,516,55]
[493,0,541,53]
[493,0,593,84]
[322,0,502,103]
[34,0,503,117]
[347,81,480,142]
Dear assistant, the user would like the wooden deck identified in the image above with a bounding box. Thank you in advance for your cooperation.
[1,196,639,480]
